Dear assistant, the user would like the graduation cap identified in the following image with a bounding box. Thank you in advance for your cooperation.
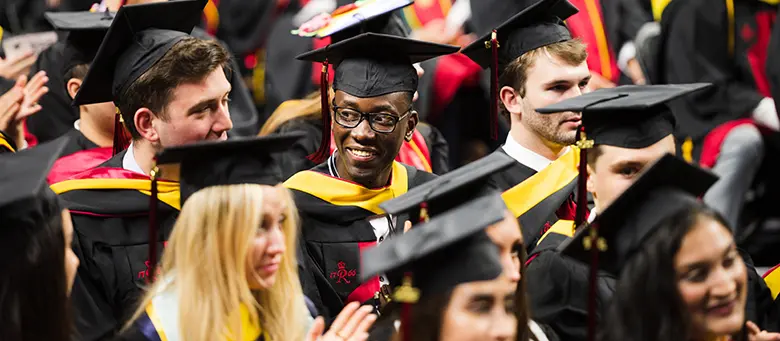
[0,136,70,226]
[380,151,515,222]
[534,83,712,226]
[558,153,718,275]
[143,133,304,279]
[44,11,113,77]
[461,0,579,140]
[293,0,460,163]
[155,132,306,206]
[361,194,506,340]
[536,83,713,149]
[72,0,206,106]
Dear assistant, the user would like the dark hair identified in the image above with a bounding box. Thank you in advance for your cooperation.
[115,37,230,139]
[382,290,453,341]
[66,64,90,84]
[599,203,744,341]
[0,194,72,341]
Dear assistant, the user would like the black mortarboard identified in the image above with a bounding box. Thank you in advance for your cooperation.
[72,0,207,106]
[537,83,713,149]
[461,0,579,140]
[44,11,113,77]
[558,154,718,275]
[361,194,506,294]
[298,33,459,98]
[156,133,306,206]
[461,0,578,70]
[292,0,459,163]
[380,151,515,222]
[0,136,70,225]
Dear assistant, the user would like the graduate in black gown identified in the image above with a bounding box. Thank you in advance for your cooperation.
[47,1,237,339]
[526,84,779,341]
[283,7,459,320]
[42,11,113,159]
[461,0,589,253]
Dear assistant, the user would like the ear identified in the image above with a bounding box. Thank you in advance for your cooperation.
[586,163,597,200]
[134,107,159,143]
[499,85,523,119]
[66,78,82,101]
[404,110,419,141]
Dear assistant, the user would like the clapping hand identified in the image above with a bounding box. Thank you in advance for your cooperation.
[0,71,49,148]
[305,302,377,341]
[747,321,780,341]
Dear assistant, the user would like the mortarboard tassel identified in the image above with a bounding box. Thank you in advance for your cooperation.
[113,108,132,156]
[307,60,331,164]
[147,162,160,284]
[574,126,592,227]
[394,272,419,341]
[488,30,499,141]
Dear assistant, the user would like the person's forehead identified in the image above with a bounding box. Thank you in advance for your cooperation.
[167,67,231,101]
[526,52,589,83]
[676,218,732,264]
[598,137,675,165]
[335,90,407,109]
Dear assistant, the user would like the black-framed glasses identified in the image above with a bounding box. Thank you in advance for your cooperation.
[332,101,412,133]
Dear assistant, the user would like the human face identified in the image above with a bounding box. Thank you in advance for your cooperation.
[517,53,590,147]
[153,66,233,149]
[674,216,747,339]
[439,277,517,341]
[62,209,79,295]
[246,186,288,290]
[332,90,418,188]
[486,210,522,283]
[587,135,676,210]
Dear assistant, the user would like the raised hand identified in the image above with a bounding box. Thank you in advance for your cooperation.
[305,302,377,341]
[747,321,780,341]
[0,52,37,80]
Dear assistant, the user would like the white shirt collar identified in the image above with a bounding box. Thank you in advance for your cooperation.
[122,143,146,175]
[74,119,81,131]
[502,134,569,172]
[587,207,598,223]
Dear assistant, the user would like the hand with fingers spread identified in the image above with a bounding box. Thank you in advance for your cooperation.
[0,52,38,80]
[0,72,49,148]
[0,83,25,134]
[306,302,377,341]
[747,321,780,341]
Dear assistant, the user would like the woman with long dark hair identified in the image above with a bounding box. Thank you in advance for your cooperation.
[0,138,80,341]
[560,155,779,341]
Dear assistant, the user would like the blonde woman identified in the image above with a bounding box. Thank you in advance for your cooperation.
[116,184,376,341]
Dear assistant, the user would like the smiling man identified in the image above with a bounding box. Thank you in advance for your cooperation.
[461,0,590,252]
[46,1,235,340]
[283,8,459,320]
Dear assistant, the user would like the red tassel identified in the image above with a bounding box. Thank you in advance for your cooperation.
[147,164,159,284]
[575,126,588,227]
[400,272,413,341]
[112,110,131,156]
[489,30,499,141]
[586,222,599,341]
[307,60,331,164]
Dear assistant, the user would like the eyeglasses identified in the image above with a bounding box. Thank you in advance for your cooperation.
[331,101,412,133]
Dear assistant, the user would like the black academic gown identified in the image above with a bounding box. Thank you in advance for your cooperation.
[58,129,100,158]
[525,232,616,341]
[660,0,777,149]
[26,41,80,144]
[56,151,180,341]
[284,161,436,321]
[486,148,579,253]
[274,118,450,180]
[767,5,780,111]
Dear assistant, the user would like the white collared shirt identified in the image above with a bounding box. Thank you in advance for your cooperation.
[122,143,145,175]
[588,207,598,223]
[502,134,569,172]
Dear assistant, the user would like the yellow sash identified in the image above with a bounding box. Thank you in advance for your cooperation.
[0,132,14,152]
[501,148,580,219]
[50,178,181,210]
[764,264,780,299]
[536,220,576,246]
[284,162,409,215]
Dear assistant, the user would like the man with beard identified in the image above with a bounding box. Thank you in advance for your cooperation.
[282,5,459,320]
[48,1,234,339]
[461,0,590,251]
